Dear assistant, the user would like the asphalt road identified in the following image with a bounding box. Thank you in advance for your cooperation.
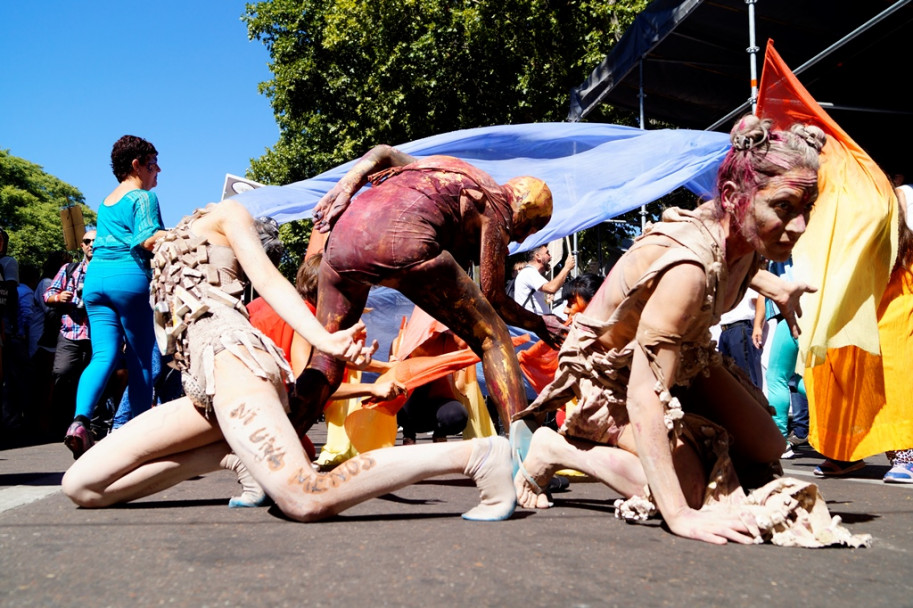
[2,427,911,608]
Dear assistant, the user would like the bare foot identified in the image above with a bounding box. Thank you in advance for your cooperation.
[514,427,565,509]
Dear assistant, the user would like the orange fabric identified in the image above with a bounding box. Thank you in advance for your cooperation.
[757,41,897,365]
[517,337,559,393]
[757,41,904,460]
[361,334,530,416]
[246,297,296,363]
[806,268,913,460]
[392,306,449,361]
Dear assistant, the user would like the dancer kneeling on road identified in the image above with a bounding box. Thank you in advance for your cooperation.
[62,199,514,522]
[512,117,868,547]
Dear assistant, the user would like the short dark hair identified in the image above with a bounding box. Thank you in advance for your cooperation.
[564,272,603,305]
[524,244,547,262]
[111,135,158,182]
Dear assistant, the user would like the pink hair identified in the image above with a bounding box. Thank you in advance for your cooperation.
[715,115,826,219]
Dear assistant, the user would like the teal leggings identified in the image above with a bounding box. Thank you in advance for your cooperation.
[765,319,806,437]
[74,265,154,421]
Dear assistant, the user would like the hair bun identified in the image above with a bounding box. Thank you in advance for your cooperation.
[730,115,772,151]
[790,124,827,153]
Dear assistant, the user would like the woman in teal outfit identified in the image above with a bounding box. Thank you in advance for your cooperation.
[65,135,167,458]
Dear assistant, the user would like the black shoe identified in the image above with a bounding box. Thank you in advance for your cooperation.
[546,475,570,493]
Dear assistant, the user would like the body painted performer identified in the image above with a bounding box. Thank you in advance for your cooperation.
[61,199,516,522]
[295,145,561,435]
[511,117,869,547]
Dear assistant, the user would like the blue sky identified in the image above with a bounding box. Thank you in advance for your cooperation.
[1,1,279,227]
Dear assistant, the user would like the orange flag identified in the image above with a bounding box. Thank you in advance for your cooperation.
[757,41,907,460]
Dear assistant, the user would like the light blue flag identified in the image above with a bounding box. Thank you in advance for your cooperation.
[233,122,730,253]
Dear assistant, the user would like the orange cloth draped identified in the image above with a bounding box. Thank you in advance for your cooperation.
[757,41,906,460]
[344,305,526,450]
[517,333,559,393]
[363,334,530,416]
[805,268,913,459]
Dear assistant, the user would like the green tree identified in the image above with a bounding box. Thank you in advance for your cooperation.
[0,149,96,268]
[244,0,646,184]
[244,0,647,270]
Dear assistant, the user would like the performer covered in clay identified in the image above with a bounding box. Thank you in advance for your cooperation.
[61,199,515,522]
[295,145,561,434]
[512,117,868,547]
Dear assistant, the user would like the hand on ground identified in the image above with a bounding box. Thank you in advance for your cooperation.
[665,506,760,545]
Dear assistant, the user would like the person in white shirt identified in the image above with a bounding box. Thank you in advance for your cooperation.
[513,245,575,314]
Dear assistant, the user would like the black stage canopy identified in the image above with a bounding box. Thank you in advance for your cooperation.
[569,0,913,173]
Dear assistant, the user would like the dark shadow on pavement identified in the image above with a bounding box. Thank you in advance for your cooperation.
[0,472,64,487]
[104,498,228,509]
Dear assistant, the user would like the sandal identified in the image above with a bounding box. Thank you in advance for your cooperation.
[508,419,536,479]
[813,458,865,477]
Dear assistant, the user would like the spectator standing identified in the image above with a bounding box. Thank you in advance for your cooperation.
[716,288,764,388]
[513,245,575,314]
[64,136,166,458]
[45,231,95,442]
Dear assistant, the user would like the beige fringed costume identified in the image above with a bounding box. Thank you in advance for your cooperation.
[150,207,294,415]
[515,208,870,548]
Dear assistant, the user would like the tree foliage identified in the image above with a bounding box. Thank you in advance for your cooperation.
[244,0,647,184]
[243,0,649,271]
[0,149,96,269]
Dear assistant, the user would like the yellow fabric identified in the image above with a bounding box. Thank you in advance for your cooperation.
[757,41,906,460]
[456,365,496,439]
[806,268,913,460]
[314,370,361,467]
[344,406,398,453]
[756,41,898,367]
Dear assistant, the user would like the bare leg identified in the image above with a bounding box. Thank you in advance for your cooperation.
[62,397,226,507]
[687,364,783,463]
[212,351,515,521]
[292,261,370,436]
[515,427,647,509]
[392,251,527,426]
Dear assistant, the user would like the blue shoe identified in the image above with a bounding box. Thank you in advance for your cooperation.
[509,419,536,479]
[883,462,913,484]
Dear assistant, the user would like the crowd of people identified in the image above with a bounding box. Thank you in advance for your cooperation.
[1,114,906,548]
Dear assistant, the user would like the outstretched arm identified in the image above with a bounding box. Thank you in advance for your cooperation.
[626,263,759,545]
[539,254,576,295]
[215,200,377,365]
[477,216,566,349]
[313,145,418,233]
[750,269,817,338]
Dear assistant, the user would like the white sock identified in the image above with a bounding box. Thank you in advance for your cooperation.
[220,453,268,508]
[462,437,516,521]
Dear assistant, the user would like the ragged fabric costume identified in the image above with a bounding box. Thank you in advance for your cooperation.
[150,207,293,416]
[515,207,870,548]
